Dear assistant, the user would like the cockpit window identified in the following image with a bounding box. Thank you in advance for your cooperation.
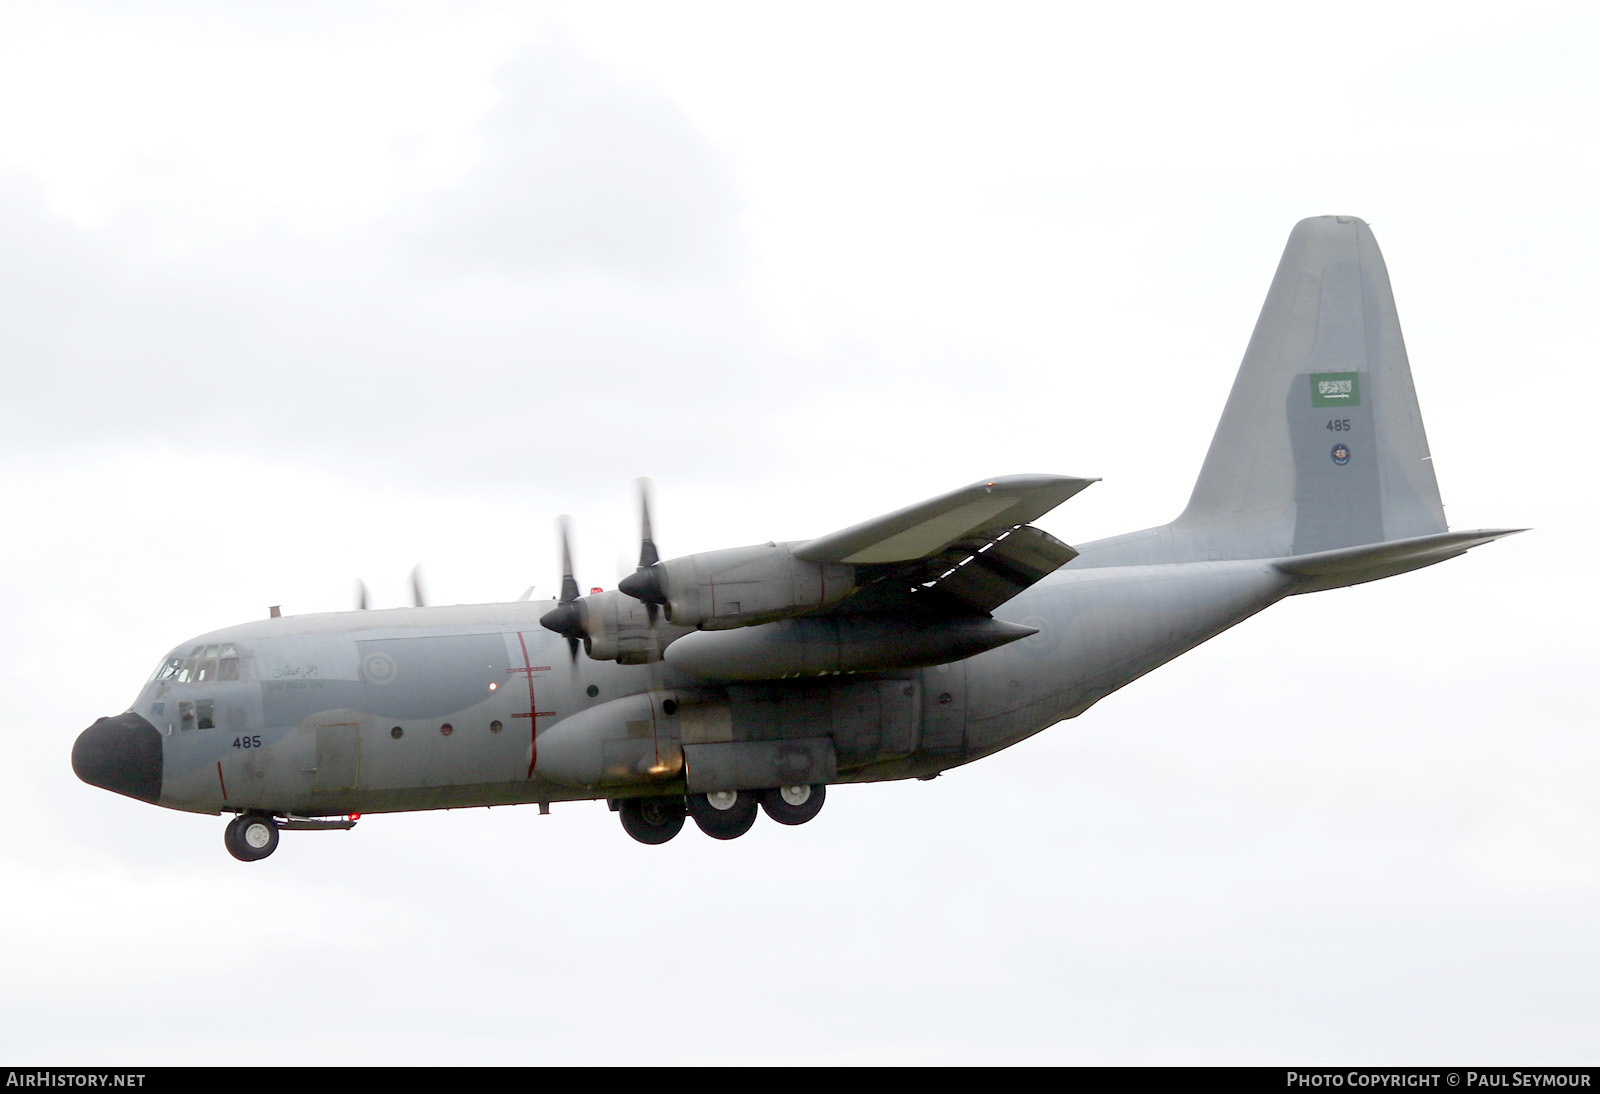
[153,646,242,684]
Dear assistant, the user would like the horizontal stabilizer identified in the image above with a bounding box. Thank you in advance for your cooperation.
[1275,528,1525,594]
[796,475,1096,565]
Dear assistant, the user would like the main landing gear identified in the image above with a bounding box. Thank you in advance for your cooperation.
[618,796,687,844]
[688,790,759,839]
[615,785,827,845]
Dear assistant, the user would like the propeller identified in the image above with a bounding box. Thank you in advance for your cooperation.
[538,516,584,663]
[618,478,668,622]
[356,569,426,611]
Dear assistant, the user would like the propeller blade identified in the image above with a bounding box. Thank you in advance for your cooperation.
[540,516,586,665]
[638,478,659,569]
[557,516,580,605]
[356,580,369,611]
[619,480,667,621]
[409,565,426,608]
[637,478,661,625]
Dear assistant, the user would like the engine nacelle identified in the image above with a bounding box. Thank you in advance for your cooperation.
[578,590,668,664]
[630,542,857,631]
[663,614,1038,681]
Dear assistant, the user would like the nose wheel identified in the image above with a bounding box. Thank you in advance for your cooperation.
[223,813,279,862]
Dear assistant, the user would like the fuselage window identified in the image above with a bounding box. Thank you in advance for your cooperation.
[218,658,239,681]
[194,659,218,684]
[179,701,195,730]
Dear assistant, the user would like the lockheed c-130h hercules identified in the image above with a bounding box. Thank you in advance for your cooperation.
[73,216,1519,861]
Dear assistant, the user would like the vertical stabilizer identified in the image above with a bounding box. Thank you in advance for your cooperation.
[1171,216,1446,558]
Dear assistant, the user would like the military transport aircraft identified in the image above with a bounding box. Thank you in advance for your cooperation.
[73,216,1519,860]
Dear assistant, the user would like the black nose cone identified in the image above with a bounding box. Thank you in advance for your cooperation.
[73,712,163,804]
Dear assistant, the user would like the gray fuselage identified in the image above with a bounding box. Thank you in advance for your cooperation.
[131,542,1290,818]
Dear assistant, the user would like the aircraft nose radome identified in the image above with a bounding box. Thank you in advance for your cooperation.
[72,712,163,804]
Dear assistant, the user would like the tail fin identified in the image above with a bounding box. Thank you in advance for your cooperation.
[1177,215,1447,557]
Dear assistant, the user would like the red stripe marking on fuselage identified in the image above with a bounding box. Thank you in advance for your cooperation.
[216,761,228,800]
[511,632,556,778]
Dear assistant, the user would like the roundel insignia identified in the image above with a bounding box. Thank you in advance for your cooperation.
[361,651,399,685]
[1331,443,1351,466]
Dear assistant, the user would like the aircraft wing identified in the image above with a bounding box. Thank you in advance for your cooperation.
[796,475,1095,615]
[795,475,1096,564]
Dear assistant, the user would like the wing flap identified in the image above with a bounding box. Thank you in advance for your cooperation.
[795,475,1097,565]
[919,525,1080,614]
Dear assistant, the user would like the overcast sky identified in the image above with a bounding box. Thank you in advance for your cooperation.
[1,0,1595,1065]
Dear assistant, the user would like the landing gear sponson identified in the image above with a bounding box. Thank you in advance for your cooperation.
[614,784,826,845]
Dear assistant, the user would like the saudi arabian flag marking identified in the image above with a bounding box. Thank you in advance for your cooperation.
[1311,372,1361,407]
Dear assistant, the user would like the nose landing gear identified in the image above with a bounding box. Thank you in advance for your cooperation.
[221,813,357,860]
[223,813,279,862]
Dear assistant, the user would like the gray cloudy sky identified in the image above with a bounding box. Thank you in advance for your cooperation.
[1,0,1595,1064]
